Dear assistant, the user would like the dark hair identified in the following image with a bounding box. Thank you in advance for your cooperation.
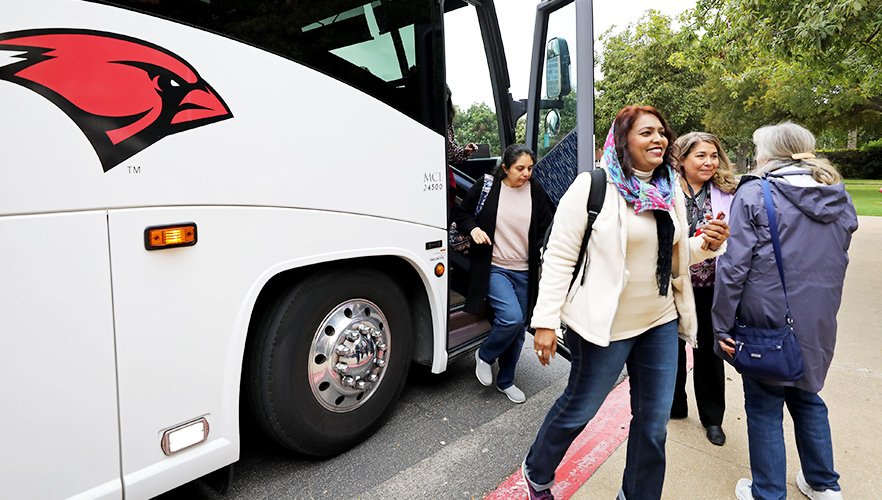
[612,105,676,180]
[446,85,455,124]
[492,144,535,181]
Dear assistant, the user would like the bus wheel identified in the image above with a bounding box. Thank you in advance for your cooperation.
[246,268,413,456]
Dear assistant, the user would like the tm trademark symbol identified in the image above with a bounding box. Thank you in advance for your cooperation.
[128,166,141,174]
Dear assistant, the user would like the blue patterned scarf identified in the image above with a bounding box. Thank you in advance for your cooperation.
[601,125,676,214]
[600,123,675,295]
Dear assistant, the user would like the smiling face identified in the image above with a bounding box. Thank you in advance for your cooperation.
[680,141,720,185]
[504,153,534,187]
[627,113,669,173]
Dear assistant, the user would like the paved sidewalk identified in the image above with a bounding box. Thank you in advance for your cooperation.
[491,215,882,500]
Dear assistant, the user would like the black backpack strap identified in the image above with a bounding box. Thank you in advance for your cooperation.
[570,168,607,290]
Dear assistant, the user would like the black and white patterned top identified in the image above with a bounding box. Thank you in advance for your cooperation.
[684,191,717,288]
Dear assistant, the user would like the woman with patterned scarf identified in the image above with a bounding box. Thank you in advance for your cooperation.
[520,106,730,500]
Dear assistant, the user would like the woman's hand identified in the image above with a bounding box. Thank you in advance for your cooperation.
[718,337,736,358]
[533,328,558,366]
[701,214,730,251]
[464,143,478,156]
[470,227,491,245]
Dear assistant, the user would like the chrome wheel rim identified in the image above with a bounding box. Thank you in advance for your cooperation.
[308,299,390,413]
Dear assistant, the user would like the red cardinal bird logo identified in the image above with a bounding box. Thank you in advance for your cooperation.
[0,28,233,172]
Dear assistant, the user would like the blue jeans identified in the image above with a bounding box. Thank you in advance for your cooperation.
[479,266,529,390]
[742,376,840,500]
[523,320,679,500]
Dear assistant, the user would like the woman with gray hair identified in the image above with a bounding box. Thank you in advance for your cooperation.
[713,122,858,500]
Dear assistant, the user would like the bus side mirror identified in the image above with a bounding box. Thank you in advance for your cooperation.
[545,109,561,138]
[545,37,571,99]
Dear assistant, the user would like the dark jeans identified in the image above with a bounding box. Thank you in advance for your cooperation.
[479,265,528,390]
[523,320,679,500]
[672,286,725,426]
[742,376,840,500]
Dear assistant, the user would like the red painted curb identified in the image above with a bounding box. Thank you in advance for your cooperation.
[484,380,632,500]
[485,345,693,500]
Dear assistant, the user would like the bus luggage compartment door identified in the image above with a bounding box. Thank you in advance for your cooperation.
[0,211,122,500]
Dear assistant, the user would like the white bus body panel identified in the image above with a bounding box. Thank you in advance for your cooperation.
[109,207,447,498]
[0,212,122,500]
[1,1,448,230]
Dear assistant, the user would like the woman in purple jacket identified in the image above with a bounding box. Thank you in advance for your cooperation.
[713,122,858,500]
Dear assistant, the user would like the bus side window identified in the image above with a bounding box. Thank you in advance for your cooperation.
[98,0,435,126]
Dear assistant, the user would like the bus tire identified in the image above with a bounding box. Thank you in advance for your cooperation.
[246,268,413,456]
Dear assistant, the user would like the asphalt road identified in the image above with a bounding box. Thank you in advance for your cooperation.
[157,337,572,500]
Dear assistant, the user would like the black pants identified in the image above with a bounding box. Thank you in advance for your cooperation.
[672,286,725,426]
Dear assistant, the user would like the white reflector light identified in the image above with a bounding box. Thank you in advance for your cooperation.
[161,417,209,456]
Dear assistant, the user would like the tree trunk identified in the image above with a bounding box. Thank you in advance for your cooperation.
[847,128,858,149]
[736,143,749,173]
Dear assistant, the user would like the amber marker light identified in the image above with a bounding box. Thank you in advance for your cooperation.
[434,263,445,277]
[145,223,197,250]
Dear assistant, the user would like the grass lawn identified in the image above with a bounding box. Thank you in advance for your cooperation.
[843,180,882,216]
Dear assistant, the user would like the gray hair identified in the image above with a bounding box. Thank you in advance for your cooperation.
[753,122,841,185]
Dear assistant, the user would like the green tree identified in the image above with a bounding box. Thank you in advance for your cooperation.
[452,102,501,156]
[685,0,882,140]
[595,11,707,137]
[453,93,577,159]
[690,68,787,170]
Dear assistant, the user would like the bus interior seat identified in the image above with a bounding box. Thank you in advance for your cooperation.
[532,128,579,206]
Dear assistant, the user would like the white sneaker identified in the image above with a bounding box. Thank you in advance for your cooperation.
[497,384,526,403]
[475,350,492,386]
[735,478,754,500]
[797,470,843,499]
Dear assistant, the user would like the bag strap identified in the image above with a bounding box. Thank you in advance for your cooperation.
[572,168,607,289]
[761,176,792,318]
[474,173,493,216]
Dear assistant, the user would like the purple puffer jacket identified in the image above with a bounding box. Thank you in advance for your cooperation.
[712,171,858,392]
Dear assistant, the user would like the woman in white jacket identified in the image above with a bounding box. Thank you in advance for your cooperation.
[520,106,730,500]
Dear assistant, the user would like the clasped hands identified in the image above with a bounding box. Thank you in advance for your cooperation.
[699,214,730,251]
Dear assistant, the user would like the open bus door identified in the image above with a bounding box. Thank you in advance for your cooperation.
[445,0,595,361]
[523,0,596,360]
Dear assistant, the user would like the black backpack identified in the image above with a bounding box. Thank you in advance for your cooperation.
[542,168,607,291]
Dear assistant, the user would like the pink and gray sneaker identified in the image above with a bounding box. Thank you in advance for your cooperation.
[522,467,554,500]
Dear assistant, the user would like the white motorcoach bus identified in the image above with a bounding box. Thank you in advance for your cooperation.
[0,0,594,497]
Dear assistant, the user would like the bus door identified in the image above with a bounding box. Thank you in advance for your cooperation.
[524,0,595,359]
[526,0,585,204]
